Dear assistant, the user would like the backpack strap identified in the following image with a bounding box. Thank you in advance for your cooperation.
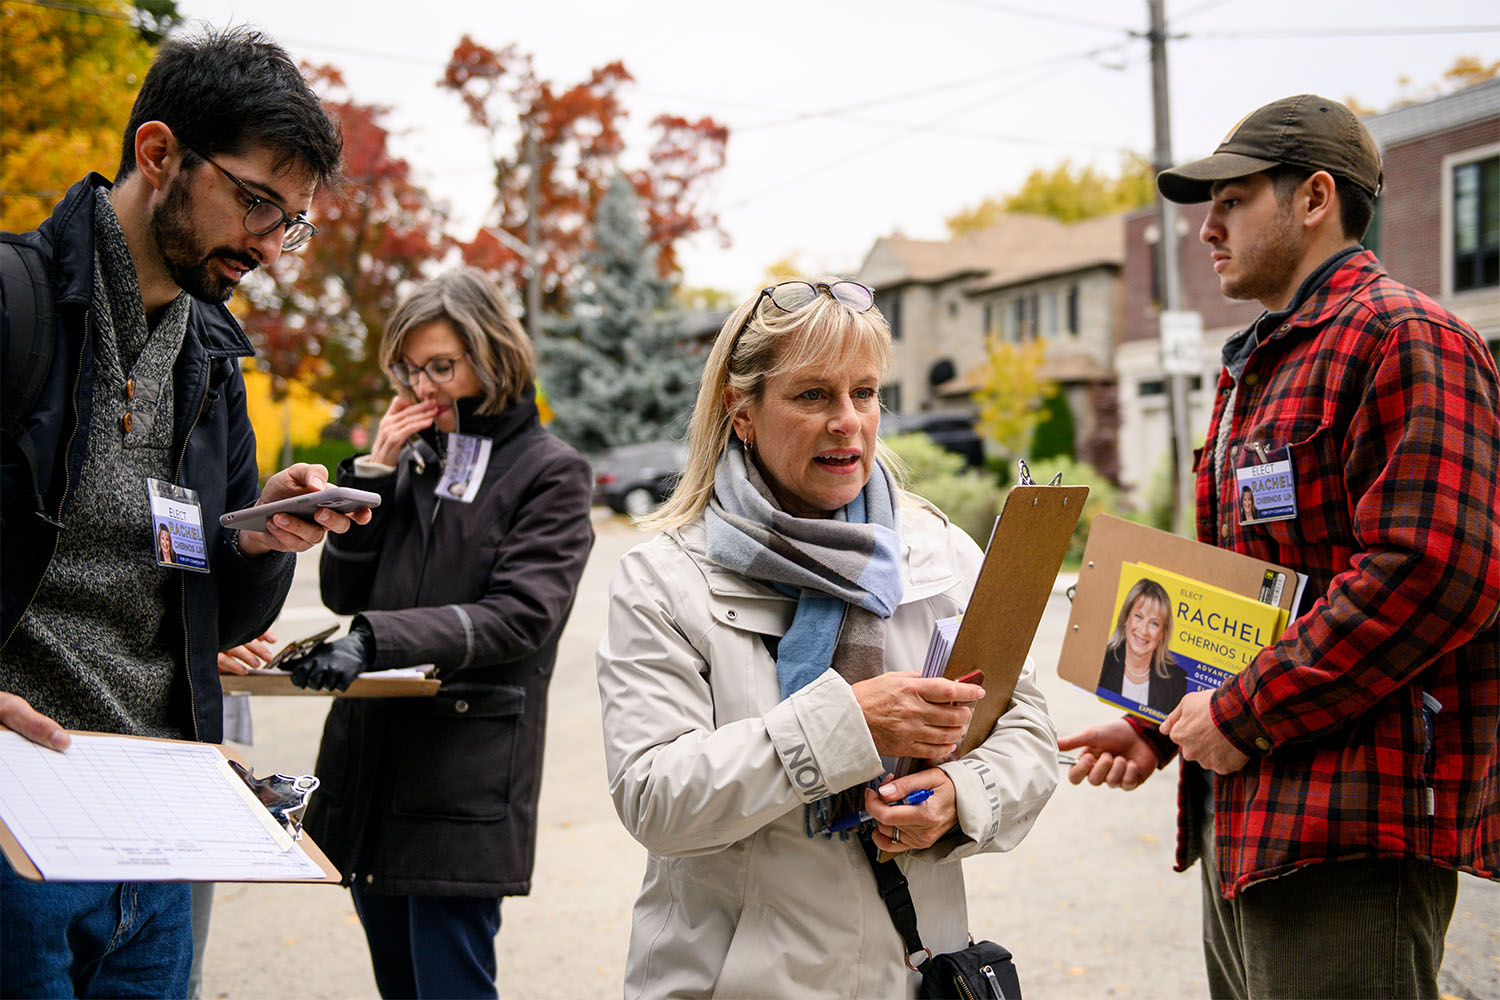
[1,239,59,525]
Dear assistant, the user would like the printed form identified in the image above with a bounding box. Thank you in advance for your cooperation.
[0,730,327,881]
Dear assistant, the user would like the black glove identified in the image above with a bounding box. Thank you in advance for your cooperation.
[290,621,376,692]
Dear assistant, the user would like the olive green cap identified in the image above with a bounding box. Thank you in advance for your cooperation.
[1157,94,1383,204]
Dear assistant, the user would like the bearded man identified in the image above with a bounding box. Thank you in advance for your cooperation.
[1,26,371,997]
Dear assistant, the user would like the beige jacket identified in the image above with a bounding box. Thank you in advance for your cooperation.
[596,494,1058,999]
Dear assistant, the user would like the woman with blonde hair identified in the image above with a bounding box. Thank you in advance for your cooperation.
[597,278,1057,997]
[297,267,594,998]
[1097,577,1189,719]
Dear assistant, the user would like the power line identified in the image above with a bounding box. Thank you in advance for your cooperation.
[726,40,1139,209]
[925,0,1131,34]
[1191,24,1500,38]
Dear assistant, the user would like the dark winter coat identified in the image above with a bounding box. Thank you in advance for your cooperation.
[1,174,294,742]
[302,389,594,896]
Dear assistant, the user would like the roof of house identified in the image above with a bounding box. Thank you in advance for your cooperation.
[856,212,1124,295]
[1365,78,1500,147]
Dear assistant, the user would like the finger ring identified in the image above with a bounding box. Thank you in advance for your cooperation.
[891,828,900,844]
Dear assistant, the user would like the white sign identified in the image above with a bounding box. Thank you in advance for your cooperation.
[1159,310,1204,376]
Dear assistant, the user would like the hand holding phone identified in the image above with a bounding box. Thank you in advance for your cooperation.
[219,486,382,534]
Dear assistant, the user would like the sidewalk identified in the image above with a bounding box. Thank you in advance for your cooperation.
[201,517,1498,1000]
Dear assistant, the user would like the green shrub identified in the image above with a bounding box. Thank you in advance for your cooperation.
[884,433,1003,543]
[1030,390,1076,462]
[1023,456,1120,561]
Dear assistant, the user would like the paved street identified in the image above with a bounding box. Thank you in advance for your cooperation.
[203,513,1497,999]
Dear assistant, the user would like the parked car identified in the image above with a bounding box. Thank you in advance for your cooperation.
[881,409,984,468]
[593,440,687,516]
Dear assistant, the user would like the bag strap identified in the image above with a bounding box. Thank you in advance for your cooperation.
[0,239,55,427]
[0,239,59,527]
[857,831,932,970]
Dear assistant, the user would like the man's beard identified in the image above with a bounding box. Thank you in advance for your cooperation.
[1219,207,1302,305]
[148,173,259,303]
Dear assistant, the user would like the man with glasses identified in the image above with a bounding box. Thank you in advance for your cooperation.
[1,26,366,997]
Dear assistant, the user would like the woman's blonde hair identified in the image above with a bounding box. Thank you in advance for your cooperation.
[1105,578,1177,679]
[379,267,535,414]
[643,283,895,530]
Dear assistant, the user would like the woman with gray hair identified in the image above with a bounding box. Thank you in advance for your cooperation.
[596,278,1058,997]
[297,267,594,998]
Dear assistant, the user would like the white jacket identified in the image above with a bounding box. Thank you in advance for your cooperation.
[596,494,1059,999]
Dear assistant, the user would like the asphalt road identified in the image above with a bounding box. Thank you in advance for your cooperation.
[201,513,1498,1000]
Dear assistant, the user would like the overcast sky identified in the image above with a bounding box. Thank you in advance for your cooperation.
[179,0,1499,299]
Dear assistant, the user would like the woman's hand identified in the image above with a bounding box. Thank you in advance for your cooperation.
[851,671,984,759]
[218,630,277,675]
[864,769,957,853]
[1057,719,1163,790]
[369,395,438,467]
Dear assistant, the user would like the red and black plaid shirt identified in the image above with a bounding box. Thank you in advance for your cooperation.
[1140,251,1500,898]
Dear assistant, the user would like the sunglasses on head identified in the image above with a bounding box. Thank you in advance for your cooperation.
[727,279,876,355]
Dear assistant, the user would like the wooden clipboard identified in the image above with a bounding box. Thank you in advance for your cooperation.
[1057,514,1303,693]
[0,729,341,883]
[948,482,1089,757]
[220,671,439,698]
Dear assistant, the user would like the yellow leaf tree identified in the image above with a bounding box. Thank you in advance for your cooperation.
[946,155,1154,235]
[972,338,1054,462]
[0,0,159,231]
[240,364,339,479]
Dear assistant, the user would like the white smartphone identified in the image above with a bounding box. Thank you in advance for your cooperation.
[218,487,381,533]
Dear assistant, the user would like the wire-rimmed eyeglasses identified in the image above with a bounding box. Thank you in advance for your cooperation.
[189,148,318,252]
[389,354,468,388]
[728,279,876,355]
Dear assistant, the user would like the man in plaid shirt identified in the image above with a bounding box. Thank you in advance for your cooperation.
[1060,95,1499,999]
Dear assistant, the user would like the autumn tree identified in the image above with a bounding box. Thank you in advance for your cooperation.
[440,36,728,313]
[1344,55,1500,114]
[238,65,450,426]
[541,175,699,453]
[971,338,1054,462]
[946,155,1154,235]
[0,0,178,231]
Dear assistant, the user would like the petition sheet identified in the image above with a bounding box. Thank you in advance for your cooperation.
[0,731,326,881]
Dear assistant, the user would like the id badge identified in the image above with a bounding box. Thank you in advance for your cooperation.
[147,478,210,572]
[435,433,492,504]
[1233,446,1297,525]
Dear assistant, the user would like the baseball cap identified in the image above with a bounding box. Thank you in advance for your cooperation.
[1157,94,1383,204]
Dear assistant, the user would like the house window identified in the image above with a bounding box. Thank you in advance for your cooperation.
[876,290,903,340]
[1066,283,1079,336]
[1453,155,1499,292]
[982,302,993,337]
[1040,291,1059,338]
[883,383,902,414]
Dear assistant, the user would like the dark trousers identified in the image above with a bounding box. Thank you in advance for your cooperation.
[1198,814,1458,999]
[351,883,502,999]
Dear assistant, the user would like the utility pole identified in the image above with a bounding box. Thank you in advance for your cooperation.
[1147,0,1198,533]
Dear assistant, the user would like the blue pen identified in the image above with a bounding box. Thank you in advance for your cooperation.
[822,788,933,835]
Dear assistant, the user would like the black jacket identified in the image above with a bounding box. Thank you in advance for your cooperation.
[1096,644,1189,717]
[303,390,594,896]
[0,175,294,742]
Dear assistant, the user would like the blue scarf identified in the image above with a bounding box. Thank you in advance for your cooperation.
[706,439,903,698]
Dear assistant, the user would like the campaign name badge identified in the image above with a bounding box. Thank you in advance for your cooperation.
[436,433,492,504]
[1234,450,1297,525]
[147,478,209,572]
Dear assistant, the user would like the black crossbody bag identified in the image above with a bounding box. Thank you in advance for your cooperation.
[859,833,1023,1000]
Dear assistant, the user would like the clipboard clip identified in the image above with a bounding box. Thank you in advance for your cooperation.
[227,759,320,842]
[1017,459,1063,487]
[264,624,339,671]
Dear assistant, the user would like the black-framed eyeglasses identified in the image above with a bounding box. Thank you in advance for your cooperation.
[189,148,318,252]
[727,279,876,355]
[390,354,467,388]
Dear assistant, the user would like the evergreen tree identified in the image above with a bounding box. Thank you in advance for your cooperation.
[541,175,700,454]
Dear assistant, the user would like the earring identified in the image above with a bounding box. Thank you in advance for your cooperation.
[742,436,755,453]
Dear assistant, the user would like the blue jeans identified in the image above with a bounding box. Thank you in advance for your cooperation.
[0,856,192,998]
[351,884,502,999]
